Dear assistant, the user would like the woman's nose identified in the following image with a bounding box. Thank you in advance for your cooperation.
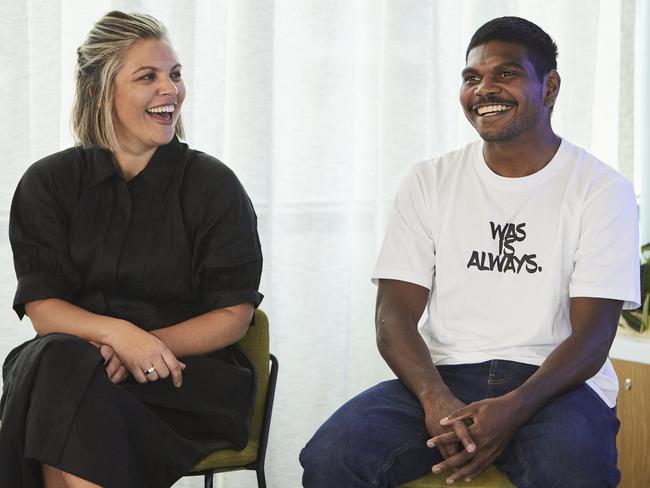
[158,77,179,96]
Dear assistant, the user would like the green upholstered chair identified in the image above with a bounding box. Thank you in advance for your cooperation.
[185,309,278,488]
[400,466,514,487]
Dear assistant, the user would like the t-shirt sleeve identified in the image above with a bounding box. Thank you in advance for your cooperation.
[192,168,263,311]
[569,175,640,309]
[10,165,82,319]
[372,164,436,289]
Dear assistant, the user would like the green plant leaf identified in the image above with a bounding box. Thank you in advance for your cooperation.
[642,294,649,333]
[622,311,643,332]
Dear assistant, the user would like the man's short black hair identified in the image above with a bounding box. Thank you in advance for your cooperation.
[466,16,558,80]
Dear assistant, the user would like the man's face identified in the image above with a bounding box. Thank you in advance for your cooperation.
[459,40,552,142]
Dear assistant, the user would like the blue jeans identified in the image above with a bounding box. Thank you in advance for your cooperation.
[299,361,620,487]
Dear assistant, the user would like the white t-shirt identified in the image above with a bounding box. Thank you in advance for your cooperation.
[372,139,640,407]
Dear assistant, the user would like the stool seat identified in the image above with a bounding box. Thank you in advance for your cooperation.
[399,466,514,487]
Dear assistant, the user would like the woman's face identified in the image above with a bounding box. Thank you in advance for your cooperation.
[112,38,186,154]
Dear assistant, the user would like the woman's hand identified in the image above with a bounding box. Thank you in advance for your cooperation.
[91,342,130,384]
[105,322,186,388]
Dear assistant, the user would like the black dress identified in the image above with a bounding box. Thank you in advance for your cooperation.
[0,137,263,487]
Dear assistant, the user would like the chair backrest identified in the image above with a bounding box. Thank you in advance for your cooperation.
[238,309,271,449]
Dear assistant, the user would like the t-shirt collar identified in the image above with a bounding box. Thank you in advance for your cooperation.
[473,138,570,192]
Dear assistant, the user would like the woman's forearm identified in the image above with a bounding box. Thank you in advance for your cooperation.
[25,298,254,358]
[150,303,254,357]
[25,298,131,344]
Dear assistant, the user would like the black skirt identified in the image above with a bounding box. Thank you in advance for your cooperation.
[0,333,255,488]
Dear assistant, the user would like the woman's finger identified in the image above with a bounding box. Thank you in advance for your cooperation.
[161,349,183,388]
[142,364,160,382]
[98,344,113,364]
[111,365,128,384]
[105,354,122,378]
[152,358,171,380]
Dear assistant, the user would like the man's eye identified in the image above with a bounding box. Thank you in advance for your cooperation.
[464,75,480,83]
[500,71,516,78]
[171,71,182,80]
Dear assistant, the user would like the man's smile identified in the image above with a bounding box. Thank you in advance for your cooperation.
[472,103,516,117]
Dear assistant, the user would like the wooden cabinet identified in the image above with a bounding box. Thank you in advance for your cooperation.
[611,358,650,487]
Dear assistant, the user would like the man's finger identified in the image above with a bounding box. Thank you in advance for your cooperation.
[428,431,457,447]
[431,448,473,474]
[451,420,476,453]
[446,457,487,484]
[438,441,461,460]
[439,406,474,426]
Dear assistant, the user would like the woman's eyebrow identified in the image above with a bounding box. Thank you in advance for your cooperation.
[131,63,182,75]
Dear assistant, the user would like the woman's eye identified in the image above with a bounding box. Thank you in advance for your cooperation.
[171,71,182,80]
[140,73,154,81]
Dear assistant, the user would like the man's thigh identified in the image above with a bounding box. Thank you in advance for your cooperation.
[300,379,442,487]
[496,384,620,488]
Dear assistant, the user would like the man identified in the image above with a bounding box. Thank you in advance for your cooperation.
[300,16,639,487]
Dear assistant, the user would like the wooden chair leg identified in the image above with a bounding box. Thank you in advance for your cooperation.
[204,472,214,488]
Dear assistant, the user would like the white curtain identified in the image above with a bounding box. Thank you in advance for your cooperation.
[0,1,637,487]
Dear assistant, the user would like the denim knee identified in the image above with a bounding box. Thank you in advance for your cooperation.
[507,399,619,487]
[300,414,380,488]
[300,380,431,488]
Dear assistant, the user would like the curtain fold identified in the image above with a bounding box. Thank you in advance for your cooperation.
[0,1,635,487]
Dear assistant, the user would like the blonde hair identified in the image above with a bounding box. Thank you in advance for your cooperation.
[72,11,185,151]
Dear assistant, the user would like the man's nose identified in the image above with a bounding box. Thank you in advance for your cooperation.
[474,76,500,97]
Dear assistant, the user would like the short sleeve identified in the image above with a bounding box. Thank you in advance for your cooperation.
[192,168,263,311]
[9,165,82,319]
[372,164,436,289]
[569,174,640,309]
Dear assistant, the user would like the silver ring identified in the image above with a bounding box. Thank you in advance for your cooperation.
[143,366,156,376]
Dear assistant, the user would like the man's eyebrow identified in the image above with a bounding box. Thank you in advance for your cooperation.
[495,61,526,71]
[461,67,478,77]
[131,63,182,75]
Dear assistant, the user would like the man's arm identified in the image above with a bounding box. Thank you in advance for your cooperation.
[376,279,476,459]
[430,296,623,483]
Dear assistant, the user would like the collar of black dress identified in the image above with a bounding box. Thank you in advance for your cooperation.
[85,136,187,188]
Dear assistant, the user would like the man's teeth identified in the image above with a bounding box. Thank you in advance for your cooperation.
[146,104,175,114]
[477,104,512,116]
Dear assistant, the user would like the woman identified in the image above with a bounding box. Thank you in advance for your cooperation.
[0,11,263,488]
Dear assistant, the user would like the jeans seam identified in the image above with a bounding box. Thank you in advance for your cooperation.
[513,437,533,488]
[371,432,429,487]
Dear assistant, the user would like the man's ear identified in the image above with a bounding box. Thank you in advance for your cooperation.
[544,70,561,108]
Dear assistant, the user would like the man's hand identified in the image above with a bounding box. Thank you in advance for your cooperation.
[429,394,525,483]
[423,393,475,461]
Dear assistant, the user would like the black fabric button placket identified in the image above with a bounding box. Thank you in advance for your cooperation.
[104,179,133,293]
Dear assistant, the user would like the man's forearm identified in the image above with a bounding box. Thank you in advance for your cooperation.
[375,279,454,407]
[507,297,622,421]
[376,311,451,405]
